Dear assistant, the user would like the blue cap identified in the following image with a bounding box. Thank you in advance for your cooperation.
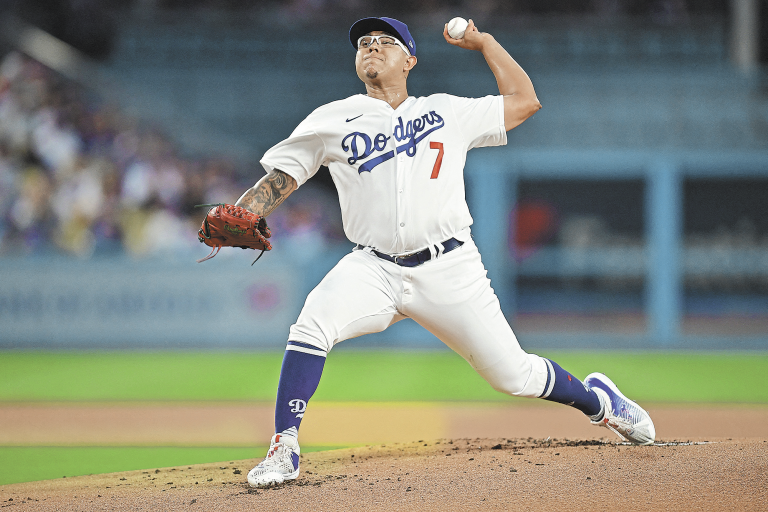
[349,17,416,56]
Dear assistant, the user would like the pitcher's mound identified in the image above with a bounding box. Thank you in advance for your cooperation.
[1,437,766,511]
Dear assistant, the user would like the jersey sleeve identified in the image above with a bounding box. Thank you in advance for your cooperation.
[259,116,329,188]
[449,95,507,150]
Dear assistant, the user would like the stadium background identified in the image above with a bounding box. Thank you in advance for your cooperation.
[1,0,767,485]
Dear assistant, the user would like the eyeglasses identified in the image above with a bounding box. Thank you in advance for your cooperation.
[357,35,411,56]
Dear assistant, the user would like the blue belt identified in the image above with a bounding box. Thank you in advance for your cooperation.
[357,238,464,267]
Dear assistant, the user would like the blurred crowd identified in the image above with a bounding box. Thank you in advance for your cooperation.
[148,0,705,21]
[0,51,344,260]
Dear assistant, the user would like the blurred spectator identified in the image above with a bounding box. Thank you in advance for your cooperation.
[0,51,345,260]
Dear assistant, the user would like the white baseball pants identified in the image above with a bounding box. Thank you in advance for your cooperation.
[288,237,550,398]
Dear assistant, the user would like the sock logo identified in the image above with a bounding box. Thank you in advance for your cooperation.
[289,399,307,418]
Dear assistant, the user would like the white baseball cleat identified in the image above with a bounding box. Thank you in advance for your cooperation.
[247,432,300,487]
[585,372,656,445]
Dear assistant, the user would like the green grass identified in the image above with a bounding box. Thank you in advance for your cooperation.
[1,350,767,403]
[2,350,767,486]
[320,350,768,404]
[0,445,333,486]
[0,351,284,402]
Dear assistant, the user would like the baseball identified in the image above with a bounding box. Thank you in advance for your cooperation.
[447,17,469,39]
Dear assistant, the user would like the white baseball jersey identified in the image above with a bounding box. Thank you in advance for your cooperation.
[267,92,550,400]
[260,93,506,255]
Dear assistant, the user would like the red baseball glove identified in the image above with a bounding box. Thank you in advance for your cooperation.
[197,203,272,264]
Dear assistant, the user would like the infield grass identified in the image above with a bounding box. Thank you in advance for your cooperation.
[0,445,334,486]
[1,350,767,403]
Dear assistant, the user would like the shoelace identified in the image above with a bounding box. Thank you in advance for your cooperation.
[603,399,643,442]
[259,443,294,468]
[602,420,629,442]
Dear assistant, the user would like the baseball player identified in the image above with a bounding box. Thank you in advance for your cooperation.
[236,17,655,487]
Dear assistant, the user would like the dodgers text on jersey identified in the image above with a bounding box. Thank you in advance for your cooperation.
[342,110,445,173]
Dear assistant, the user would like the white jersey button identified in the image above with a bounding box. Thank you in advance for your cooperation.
[400,223,405,227]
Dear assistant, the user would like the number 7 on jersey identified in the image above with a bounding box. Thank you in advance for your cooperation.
[429,141,444,179]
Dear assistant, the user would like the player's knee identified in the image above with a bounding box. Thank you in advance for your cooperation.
[287,322,334,353]
[479,358,530,396]
[287,294,340,353]
[488,375,528,396]
[285,339,329,357]
[515,353,550,398]
[482,353,549,398]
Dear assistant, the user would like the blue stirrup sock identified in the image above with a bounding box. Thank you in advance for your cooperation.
[539,359,602,417]
[274,342,327,437]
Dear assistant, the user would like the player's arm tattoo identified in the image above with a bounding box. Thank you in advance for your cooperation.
[235,169,297,217]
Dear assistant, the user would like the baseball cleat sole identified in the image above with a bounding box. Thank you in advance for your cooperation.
[247,468,299,487]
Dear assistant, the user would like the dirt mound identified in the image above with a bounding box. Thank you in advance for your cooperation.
[2,437,766,511]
